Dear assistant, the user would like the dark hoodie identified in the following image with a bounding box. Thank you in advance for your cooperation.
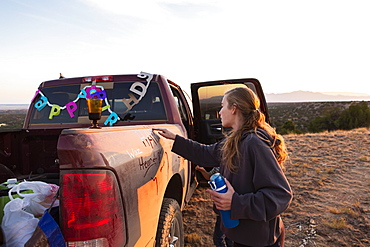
[171,129,293,246]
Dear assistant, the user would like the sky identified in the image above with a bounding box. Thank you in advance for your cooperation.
[1,0,370,104]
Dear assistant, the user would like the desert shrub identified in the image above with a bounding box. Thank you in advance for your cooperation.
[279,120,302,134]
[308,102,370,132]
[336,101,370,130]
[308,106,341,132]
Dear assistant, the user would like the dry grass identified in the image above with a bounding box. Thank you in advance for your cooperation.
[184,128,370,247]
[185,233,202,245]
[322,218,348,229]
[328,207,358,217]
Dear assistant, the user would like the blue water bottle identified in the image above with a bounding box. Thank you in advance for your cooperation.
[208,173,239,228]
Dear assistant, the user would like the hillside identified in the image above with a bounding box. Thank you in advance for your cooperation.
[268,101,370,133]
[0,110,27,129]
[183,128,370,246]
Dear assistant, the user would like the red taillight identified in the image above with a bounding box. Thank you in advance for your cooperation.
[82,76,113,83]
[61,170,125,246]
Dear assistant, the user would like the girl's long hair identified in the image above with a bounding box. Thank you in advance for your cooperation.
[220,87,288,172]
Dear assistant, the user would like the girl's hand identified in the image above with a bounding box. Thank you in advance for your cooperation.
[152,128,176,140]
[196,165,211,180]
[207,178,235,211]
[195,165,206,172]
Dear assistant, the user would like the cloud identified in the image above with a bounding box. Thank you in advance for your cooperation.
[79,0,223,20]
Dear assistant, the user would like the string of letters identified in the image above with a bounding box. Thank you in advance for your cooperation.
[32,72,153,126]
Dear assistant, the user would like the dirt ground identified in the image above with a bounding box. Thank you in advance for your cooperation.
[183,128,370,247]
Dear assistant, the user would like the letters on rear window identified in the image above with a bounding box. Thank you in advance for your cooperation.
[30,76,167,126]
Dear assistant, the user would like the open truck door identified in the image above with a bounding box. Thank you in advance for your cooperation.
[191,78,269,145]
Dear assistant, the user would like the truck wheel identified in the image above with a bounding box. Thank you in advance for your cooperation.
[155,198,184,247]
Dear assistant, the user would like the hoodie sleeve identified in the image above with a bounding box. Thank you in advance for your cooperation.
[171,135,221,167]
[230,136,293,221]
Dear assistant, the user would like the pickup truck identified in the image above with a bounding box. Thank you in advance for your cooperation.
[0,72,269,247]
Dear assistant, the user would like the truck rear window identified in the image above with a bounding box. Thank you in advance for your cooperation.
[29,81,167,125]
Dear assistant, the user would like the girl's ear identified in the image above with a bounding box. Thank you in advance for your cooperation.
[231,105,237,114]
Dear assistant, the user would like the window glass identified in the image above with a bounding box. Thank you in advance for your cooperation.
[29,81,166,124]
[198,83,256,120]
[171,87,188,122]
[112,81,166,121]
[30,84,85,124]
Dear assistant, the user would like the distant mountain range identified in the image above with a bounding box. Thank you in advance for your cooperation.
[266,91,370,102]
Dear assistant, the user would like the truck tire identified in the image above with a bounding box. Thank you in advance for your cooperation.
[155,198,184,247]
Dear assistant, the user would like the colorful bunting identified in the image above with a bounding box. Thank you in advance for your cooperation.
[32,72,153,127]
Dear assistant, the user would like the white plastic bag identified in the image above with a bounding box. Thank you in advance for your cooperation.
[8,181,59,217]
[1,198,39,247]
